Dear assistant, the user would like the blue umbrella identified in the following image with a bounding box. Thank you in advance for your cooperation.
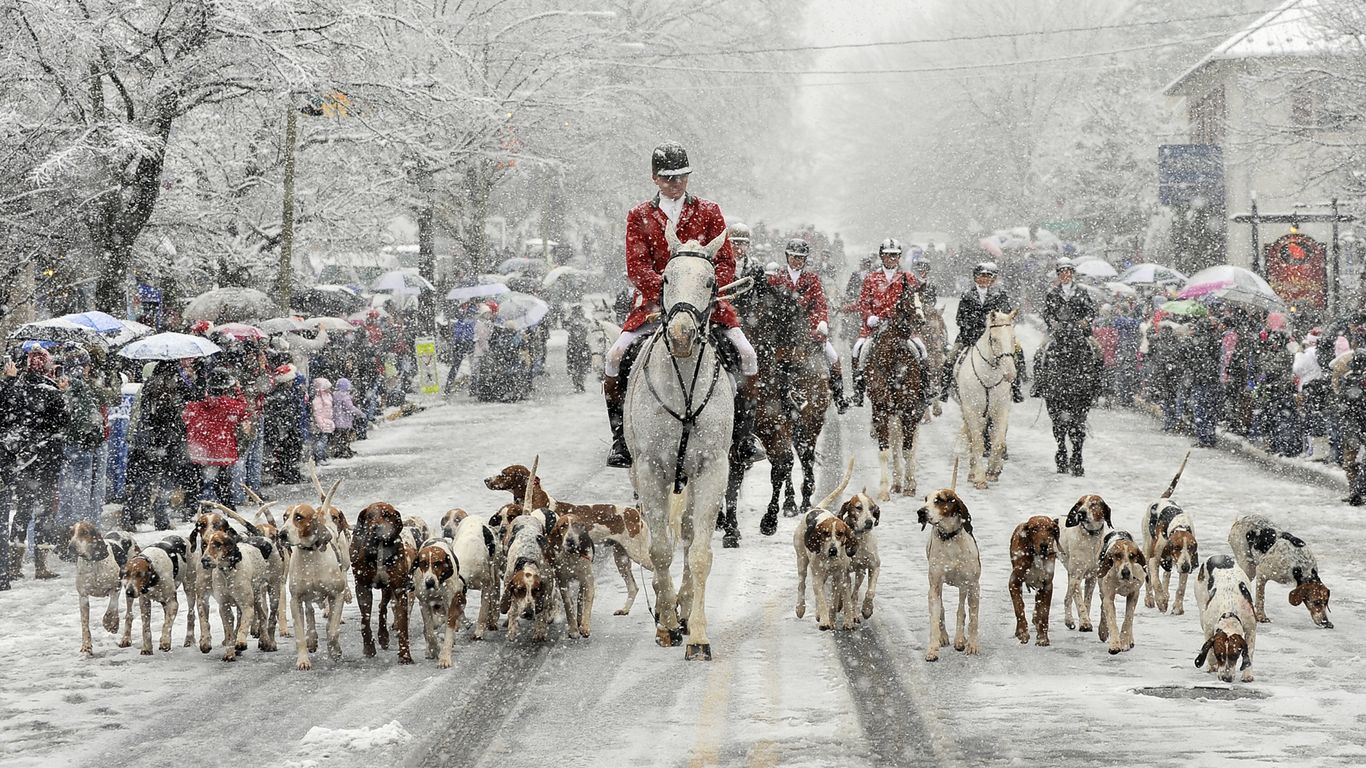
[61,311,125,334]
[117,332,222,361]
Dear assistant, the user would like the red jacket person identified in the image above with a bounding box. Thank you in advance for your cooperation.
[603,142,761,472]
[767,237,848,413]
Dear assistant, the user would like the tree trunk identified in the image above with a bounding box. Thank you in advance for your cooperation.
[464,164,493,273]
[416,163,437,337]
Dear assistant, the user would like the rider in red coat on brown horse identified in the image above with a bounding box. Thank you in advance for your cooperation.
[851,238,930,405]
[603,142,761,468]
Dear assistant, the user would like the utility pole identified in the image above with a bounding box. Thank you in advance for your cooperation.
[277,106,299,310]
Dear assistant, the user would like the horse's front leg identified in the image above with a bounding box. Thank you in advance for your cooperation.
[986,407,1010,481]
[962,419,988,489]
[874,405,893,501]
[638,486,681,647]
[797,440,818,512]
[899,411,918,496]
[684,474,724,661]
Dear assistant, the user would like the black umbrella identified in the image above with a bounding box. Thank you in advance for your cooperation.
[292,287,367,316]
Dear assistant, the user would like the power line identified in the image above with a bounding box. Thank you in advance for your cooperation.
[655,8,1283,58]
[590,30,1240,77]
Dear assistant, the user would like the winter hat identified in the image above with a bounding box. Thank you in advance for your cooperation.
[1335,336,1351,356]
[1303,331,1320,347]
[26,347,53,373]
[1266,312,1288,332]
[336,377,352,392]
[207,367,236,393]
[313,377,332,392]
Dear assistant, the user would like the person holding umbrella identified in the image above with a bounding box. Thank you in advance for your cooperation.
[1,347,71,580]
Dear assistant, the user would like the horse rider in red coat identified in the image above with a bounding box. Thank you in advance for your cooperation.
[767,238,849,414]
[603,142,761,468]
[850,238,931,405]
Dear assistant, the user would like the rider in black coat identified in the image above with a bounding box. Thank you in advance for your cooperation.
[0,347,70,579]
[943,261,1024,402]
[1033,257,1099,397]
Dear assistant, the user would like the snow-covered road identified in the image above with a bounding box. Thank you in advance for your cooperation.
[3,318,1365,768]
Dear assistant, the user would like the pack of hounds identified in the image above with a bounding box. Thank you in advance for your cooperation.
[66,453,1331,682]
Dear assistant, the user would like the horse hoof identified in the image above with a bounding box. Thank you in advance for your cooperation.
[973,481,988,490]
[669,628,685,646]
[684,643,712,661]
[722,533,740,549]
[759,512,778,536]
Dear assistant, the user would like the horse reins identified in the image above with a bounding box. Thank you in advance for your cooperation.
[969,321,1015,418]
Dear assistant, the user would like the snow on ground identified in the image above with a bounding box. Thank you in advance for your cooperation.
[2,318,1365,768]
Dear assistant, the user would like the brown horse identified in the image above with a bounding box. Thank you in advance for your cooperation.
[722,276,830,543]
[864,276,928,500]
[913,299,947,418]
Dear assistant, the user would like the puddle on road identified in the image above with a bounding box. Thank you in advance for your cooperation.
[1134,685,1269,701]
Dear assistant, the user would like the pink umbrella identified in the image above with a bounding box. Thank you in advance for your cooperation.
[1177,265,1283,311]
[214,322,267,340]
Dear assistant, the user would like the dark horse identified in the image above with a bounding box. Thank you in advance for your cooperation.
[1038,327,1101,476]
[720,276,830,545]
[865,275,928,499]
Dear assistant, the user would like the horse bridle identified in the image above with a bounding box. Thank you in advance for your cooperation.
[647,252,724,493]
[967,319,1015,417]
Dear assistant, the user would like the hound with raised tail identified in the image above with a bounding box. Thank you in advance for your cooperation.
[502,508,557,642]
[200,530,285,661]
[1097,531,1146,654]
[915,460,981,661]
[309,468,354,604]
[352,501,419,663]
[1194,555,1257,683]
[1229,514,1333,628]
[68,523,139,654]
[281,481,348,670]
[122,536,192,655]
[838,490,881,620]
[1057,494,1111,632]
[1009,515,1060,646]
[1141,452,1198,614]
[548,514,596,638]
[485,463,653,615]
[794,459,860,631]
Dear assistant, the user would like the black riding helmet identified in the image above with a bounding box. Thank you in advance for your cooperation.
[973,261,1000,277]
[207,366,236,393]
[651,141,691,177]
[785,238,811,259]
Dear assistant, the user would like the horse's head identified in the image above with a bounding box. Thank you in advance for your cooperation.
[891,274,927,330]
[662,223,725,358]
[983,309,1019,382]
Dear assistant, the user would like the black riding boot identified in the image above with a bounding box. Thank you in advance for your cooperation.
[851,361,865,407]
[1069,434,1085,476]
[830,367,849,415]
[940,358,954,402]
[920,363,933,406]
[732,376,765,466]
[1030,348,1046,398]
[1012,349,1027,403]
[604,375,632,468]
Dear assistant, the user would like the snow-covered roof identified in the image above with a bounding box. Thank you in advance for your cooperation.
[1164,0,1353,96]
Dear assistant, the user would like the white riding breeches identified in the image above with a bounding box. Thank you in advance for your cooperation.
[604,325,758,377]
[856,334,925,369]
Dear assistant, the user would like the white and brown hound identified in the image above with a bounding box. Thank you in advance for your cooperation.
[1009,515,1060,646]
[1142,501,1198,615]
[1097,531,1146,654]
[122,536,192,655]
[1056,494,1111,632]
[282,482,348,670]
[838,490,881,620]
[1229,514,1332,628]
[412,537,468,667]
[440,508,468,539]
[485,464,652,615]
[200,530,285,661]
[548,514,596,638]
[68,523,139,654]
[1194,555,1257,683]
[794,460,861,632]
[501,508,557,642]
[916,481,981,661]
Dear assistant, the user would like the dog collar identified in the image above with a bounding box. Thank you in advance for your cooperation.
[936,526,963,541]
[1081,522,1105,536]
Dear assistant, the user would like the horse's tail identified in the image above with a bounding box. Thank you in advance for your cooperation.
[668,489,686,542]
[814,457,856,511]
[1161,450,1191,499]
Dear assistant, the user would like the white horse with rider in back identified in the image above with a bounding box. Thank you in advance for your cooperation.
[952,309,1019,489]
[624,223,751,661]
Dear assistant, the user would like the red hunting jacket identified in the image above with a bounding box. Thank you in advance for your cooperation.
[768,269,830,341]
[857,268,920,338]
[623,194,738,332]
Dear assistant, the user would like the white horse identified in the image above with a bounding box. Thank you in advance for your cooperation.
[624,224,735,661]
[954,309,1019,489]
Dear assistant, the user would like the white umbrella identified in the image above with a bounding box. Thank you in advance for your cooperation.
[304,316,355,331]
[61,311,125,334]
[496,292,550,331]
[9,318,110,347]
[371,270,434,296]
[108,319,154,346]
[447,282,509,301]
[117,332,222,360]
[1119,263,1187,287]
[1073,259,1118,279]
[1105,281,1138,297]
[543,266,590,287]
[183,287,279,323]
[260,317,307,334]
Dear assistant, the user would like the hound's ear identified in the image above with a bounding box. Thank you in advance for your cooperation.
[870,503,881,525]
[1097,553,1114,578]
[953,499,973,534]
[1288,585,1305,606]
[1291,565,1304,584]
[1100,500,1112,528]
[1160,542,1175,572]
[1133,549,1147,568]
[316,527,332,548]
[1048,518,1061,544]
[188,530,199,552]
[803,513,821,553]
[1065,499,1085,527]
[1194,637,1214,668]
[1189,542,1198,564]
[1239,582,1254,608]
